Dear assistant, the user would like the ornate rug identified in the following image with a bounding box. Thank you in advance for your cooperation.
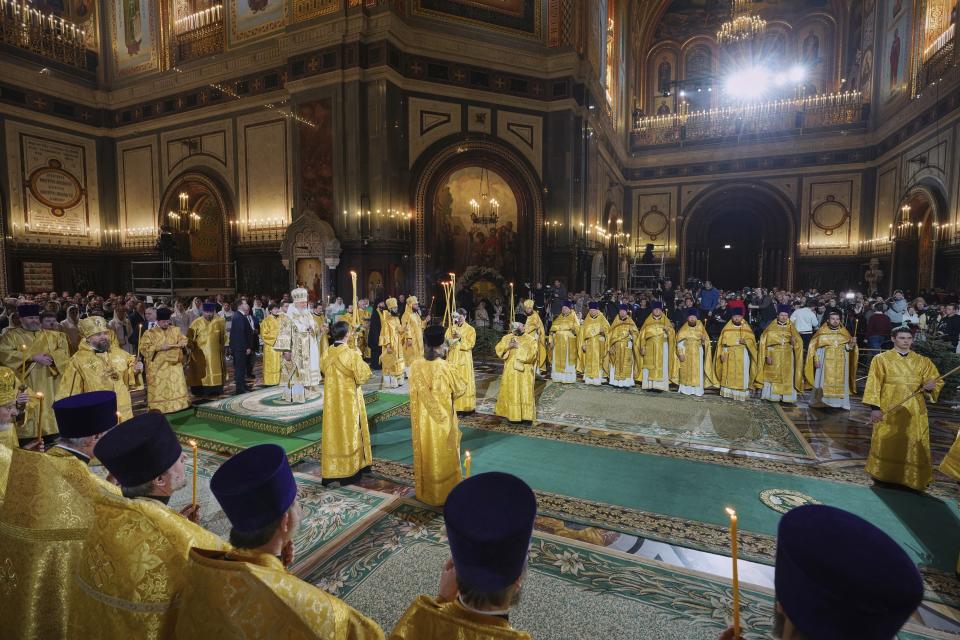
[301,500,948,640]
[477,380,814,458]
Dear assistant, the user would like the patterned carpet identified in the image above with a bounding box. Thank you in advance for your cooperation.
[301,499,950,640]
[477,380,814,457]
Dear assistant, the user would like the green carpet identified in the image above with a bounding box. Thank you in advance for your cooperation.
[170,393,409,464]
[302,500,944,640]
[371,416,960,574]
[478,380,814,457]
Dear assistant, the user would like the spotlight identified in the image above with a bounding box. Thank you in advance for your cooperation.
[773,74,788,87]
[724,67,769,101]
[680,90,686,97]
[723,244,732,249]
[788,65,806,83]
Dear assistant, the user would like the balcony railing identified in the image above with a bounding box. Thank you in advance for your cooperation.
[174,4,224,64]
[631,91,865,149]
[917,38,955,93]
[0,0,89,70]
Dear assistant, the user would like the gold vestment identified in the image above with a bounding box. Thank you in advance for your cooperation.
[607,315,640,385]
[756,321,804,402]
[259,314,284,386]
[714,320,758,400]
[548,313,580,382]
[379,312,406,379]
[320,343,373,479]
[445,321,476,412]
[56,340,139,420]
[578,313,610,382]
[187,316,227,390]
[0,328,69,437]
[409,358,466,506]
[139,326,190,413]
[638,314,675,390]
[804,325,858,408]
[275,310,326,389]
[494,333,537,423]
[671,321,716,393]
[389,595,531,640]
[402,310,425,369]
[522,309,547,371]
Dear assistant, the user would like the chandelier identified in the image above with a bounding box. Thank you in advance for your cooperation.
[717,0,766,45]
[469,167,500,228]
[167,192,201,233]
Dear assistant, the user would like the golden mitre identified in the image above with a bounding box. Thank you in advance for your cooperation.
[78,315,109,338]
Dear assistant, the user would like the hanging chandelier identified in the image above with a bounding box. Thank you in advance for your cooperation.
[167,192,201,233]
[469,167,500,228]
[717,0,766,45]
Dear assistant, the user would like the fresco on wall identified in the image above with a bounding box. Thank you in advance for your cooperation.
[654,0,829,42]
[228,0,286,45]
[110,0,158,77]
[433,167,520,283]
[298,99,334,223]
[881,7,912,102]
[413,0,540,37]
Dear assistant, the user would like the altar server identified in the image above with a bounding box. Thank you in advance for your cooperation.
[71,412,225,638]
[578,302,609,386]
[607,303,640,387]
[714,301,757,401]
[139,307,190,412]
[390,472,536,640]
[187,302,228,397]
[379,298,406,388]
[638,301,675,391]
[548,300,580,383]
[494,322,538,424]
[320,320,373,485]
[410,325,466,506]
[402,295,425,374]
[259,303,286,386]
[672,309,715,396]
[863,327,942,491]
[756,304,804,404]
[805,308,858,410]
[445,308,476,413]
[175,444,384,639]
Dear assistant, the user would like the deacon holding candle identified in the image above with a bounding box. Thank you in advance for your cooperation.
[408,325,466,506]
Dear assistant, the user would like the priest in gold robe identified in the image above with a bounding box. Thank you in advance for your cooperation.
[72,412,226,638]
[494,322,538,424]
[578,301,609,385]
[176,444,384,639]
[276,288,325,399]
[390,472,535,640]
[445,308,476,413]
[0,303,69,443]
[756,305,804,404]
[410,325,467,506]
[0,366,33,451]
[805,308,858,410]
[56,315,142,421]
[379,298,406,388]
[187,302,227,396]
[0,391,120,639]
[547,300,580,383]
[138,307,190,413]
[671,309,716,396]
[521,299,547,373]
[402,296,427,375]
[320,321,373,485]
[714,301,757,401]
[638,301,675,391]
[863,327,942,491]
[607,303,640,388]
[259,302,286,386]
[358,299,373,359]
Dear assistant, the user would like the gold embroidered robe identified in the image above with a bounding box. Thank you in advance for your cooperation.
[940,431,960,482]
[402,310,425,369]
[389,595,531,640]
[0,447,119,640]
[445,321,476,412]
[607,315,640,385]
[714,320,758,400]
[320,343,373,479]
[638,313,676,390]
[756,321,804,402]
[671,321,716,394]
[409,358,466,506]
[187,316,227,390]
[359,307,372,359]
[259,314,284,386]
[70,491,228,639]
[863,350,943,491]
[56,340,139,421]
[548,313,580,383]
[0,328,69,437]
[522,308,547,371]
[494,333,537,423]
[0,440,10,501]
[578,313,610,383]
[804,325,858,409]
[379,311,406,380]
[175,548,384,639]
[139,326,190,413]
[275,311,325,389]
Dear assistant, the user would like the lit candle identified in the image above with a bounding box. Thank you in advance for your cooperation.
[726,507,741,637]
[35,391,44,441]
[464,450,471,478]
[116,411,123,425]
[189,439,198,507]
[19,344,28,380]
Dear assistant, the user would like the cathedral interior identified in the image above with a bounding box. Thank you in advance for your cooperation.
[4,0,960,639]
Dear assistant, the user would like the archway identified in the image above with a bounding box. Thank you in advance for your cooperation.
[682,184,795,289]
[159,172,231,265]
[412,138,544,301]
[278,214,341,303]
[891,185,946,295]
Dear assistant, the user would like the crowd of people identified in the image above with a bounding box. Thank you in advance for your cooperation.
[0,279,957,638]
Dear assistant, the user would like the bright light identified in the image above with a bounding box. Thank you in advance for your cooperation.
[788,65,806,83]
[773,74,788,87]
[723,244,732,249]
[724,67,769,101]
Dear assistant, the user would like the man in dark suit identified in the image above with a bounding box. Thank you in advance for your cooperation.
[230,301,255,395]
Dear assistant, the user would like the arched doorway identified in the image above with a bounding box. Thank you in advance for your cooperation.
[891,185,945,294]
[682,184,795,289]
[159,173,231,278]
[413,138,543,301]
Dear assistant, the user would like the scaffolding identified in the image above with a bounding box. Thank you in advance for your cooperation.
[131,260,237,298]
[628,243,666,293]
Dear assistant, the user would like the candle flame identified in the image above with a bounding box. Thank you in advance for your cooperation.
[725,507,737,518]
[350,270,356,276]
[35,392,43,399]
[465,450,471,459]
[188,439,198,448]
[20,344,26,351]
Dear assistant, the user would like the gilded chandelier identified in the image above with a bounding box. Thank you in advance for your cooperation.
[717,0,766,45]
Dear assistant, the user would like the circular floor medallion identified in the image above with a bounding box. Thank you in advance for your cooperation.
[759,488,821,514]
